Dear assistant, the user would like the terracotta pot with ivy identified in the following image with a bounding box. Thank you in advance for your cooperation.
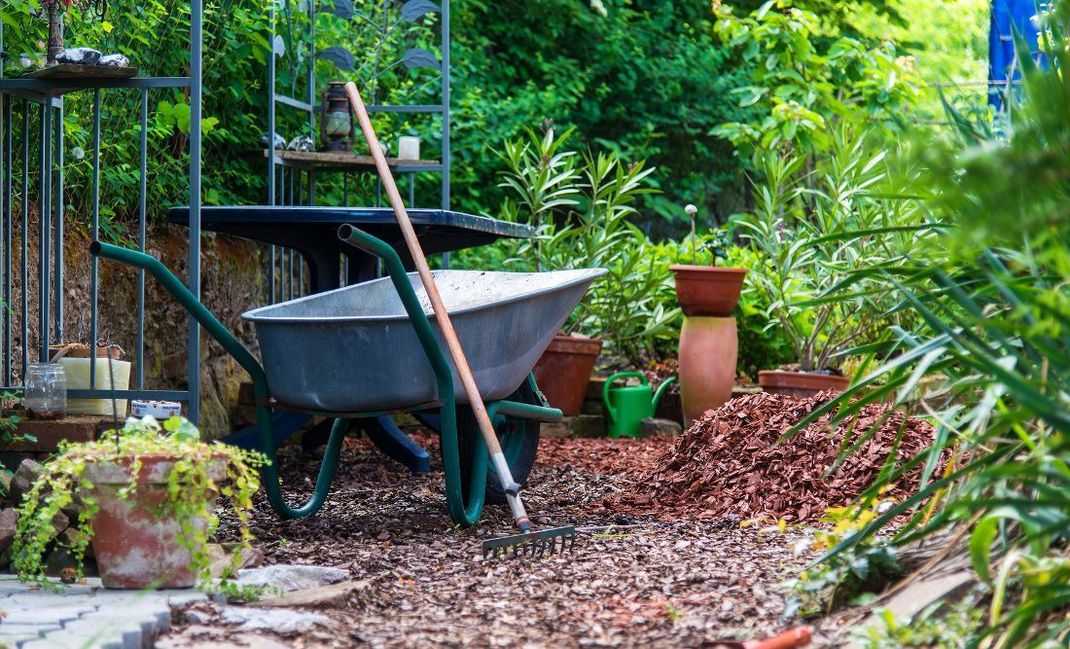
[13,416,266,590]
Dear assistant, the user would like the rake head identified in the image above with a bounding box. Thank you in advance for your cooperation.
[482,525,577,559]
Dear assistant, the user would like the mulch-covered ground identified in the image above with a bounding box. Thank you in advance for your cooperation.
[160,392,933,647]
[605,392,939,523]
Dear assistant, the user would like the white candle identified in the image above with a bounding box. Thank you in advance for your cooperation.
[398,136,420,161]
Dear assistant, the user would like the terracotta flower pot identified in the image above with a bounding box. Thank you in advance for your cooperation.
[758,370,849,398]
[533,334,603,416]
[679,316,738,424]
[670,265,748,317]
[85,454,223,589]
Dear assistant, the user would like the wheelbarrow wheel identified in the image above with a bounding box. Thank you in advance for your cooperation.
[457,380,541,505]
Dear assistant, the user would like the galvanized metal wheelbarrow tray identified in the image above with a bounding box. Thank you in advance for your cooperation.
[89,225,604,526]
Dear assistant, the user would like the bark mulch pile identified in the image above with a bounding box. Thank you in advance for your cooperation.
[606,391,937,523]
[162,432,841,648]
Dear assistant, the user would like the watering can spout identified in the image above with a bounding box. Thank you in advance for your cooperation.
[652,376,677,410]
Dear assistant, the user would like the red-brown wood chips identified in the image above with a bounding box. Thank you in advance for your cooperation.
[606,391,939,523]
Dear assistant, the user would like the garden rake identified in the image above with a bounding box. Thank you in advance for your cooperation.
[344,81,576,560]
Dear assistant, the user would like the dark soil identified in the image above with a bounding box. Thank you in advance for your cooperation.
[160,426,856,648]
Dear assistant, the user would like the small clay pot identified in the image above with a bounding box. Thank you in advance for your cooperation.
[533,334,603,416]
[670,266,748,317]
[758,370,849,398]
[85,454,223,589]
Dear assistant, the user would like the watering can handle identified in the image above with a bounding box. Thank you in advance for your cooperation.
[652,375,677,410]
[602,371,648,421]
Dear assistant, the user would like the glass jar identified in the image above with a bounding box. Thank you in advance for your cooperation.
[25,363,67,419]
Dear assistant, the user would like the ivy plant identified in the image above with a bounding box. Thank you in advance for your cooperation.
[13,415,267,593]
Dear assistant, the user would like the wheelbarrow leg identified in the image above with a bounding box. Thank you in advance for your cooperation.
[438,398,488,526]
[361,416,430,475]
[256,407,348,519]
[339,225,487,525]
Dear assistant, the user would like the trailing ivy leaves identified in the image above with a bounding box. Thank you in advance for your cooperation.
[162,415,200,442]
[13,416,266,595]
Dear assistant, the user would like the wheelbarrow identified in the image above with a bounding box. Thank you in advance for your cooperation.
[89,225,604,526]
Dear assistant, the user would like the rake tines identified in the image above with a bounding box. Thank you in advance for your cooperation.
[482,525,577,560]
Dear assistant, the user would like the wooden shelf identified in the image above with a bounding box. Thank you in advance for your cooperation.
[264,149,441,173]
[0,76,191,101]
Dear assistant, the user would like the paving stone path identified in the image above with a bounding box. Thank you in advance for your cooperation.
[0,575,206,649]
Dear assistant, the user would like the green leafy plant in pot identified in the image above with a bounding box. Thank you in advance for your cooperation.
[672,204,748,422]
[497,126,662,415]
[740,129,929,397]
[13,415,266,590]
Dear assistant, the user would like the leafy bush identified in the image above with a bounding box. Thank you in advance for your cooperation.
[857,594,986,648]
[457,125,801,374]
[1,0,273,234]
[711,0,919,157]
[450,0,752,228]
[793,4,1070,644]
[738,128,932,373]
[787,499,902,618]
[456,127,679,366]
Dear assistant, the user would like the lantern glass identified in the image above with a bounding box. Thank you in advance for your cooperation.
[325,111,350,137]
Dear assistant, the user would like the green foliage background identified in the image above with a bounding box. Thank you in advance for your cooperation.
[0,0,985,232]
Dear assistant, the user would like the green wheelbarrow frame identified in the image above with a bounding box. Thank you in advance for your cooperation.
[89,225,562,525]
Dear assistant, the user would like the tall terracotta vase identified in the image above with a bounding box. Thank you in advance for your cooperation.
[678,317,738,424]
[672,266,747,425]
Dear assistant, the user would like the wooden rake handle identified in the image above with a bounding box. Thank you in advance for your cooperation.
[343,82,515,482]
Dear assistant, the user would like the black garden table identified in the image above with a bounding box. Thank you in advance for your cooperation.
[168,205,535,473]
[168,206,534,292]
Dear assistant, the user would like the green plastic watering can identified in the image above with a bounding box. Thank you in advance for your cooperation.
[602,371,677,438]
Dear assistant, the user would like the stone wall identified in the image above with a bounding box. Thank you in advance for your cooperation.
[11,208,268,438]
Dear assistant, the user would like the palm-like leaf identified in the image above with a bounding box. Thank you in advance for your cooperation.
[790,7,1070,640]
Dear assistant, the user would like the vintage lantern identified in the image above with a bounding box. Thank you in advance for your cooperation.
[320,80,355,152]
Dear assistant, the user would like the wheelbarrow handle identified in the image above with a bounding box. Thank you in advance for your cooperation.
[89,241,266,390]
[90,241,344,521]
[339,224,487,526]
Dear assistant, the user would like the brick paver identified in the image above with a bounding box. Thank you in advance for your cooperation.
[0,575,207,649]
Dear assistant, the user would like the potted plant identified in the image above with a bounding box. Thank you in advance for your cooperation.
[670,204,749,317]
[669,205,749,422]
[498,126,661,415]
[741,135,922,398]
[13,415,266,590]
